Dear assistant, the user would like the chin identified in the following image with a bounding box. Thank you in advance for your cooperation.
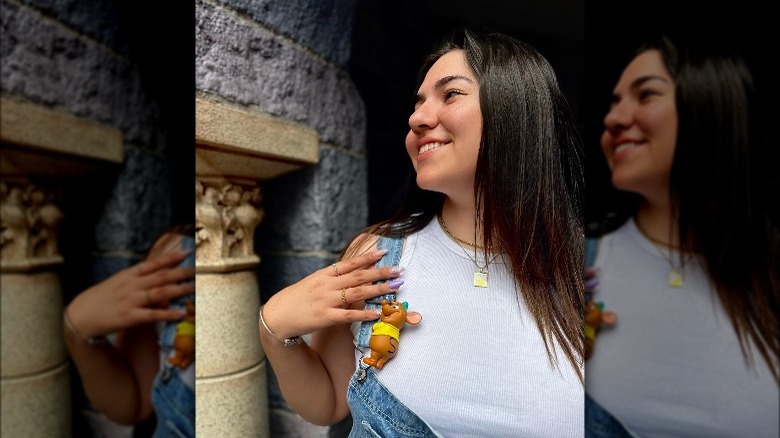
[610,173,654,198]
[415,172,448,195]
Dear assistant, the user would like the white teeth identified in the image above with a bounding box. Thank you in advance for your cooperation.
[419,142,445,155]
[614,142,640,154]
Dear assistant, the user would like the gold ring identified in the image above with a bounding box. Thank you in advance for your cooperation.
[144,289,151,304]
[332,263,340,276]
[341,288,347,308]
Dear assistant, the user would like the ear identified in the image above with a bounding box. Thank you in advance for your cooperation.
[602,311,618,326]
[381,299,387,305]
[405,312,422,325]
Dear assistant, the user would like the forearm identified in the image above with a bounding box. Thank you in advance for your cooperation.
[260,326,350,425]
[63,321,153,424]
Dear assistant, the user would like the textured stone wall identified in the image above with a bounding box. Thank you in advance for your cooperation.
[1,0,173,260]
[1,0,178,434]
[195,0,365,435]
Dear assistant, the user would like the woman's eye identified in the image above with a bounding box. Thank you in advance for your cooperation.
[638,89,660,101]
[444,89,463,101]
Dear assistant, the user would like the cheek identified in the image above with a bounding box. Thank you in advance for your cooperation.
[600,131,613,163]
[638,105,677,159]
[404,131,418,167]
[443,104,483,153]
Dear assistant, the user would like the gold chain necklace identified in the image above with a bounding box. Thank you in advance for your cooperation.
[438,215,498,287]
[437,215,484,249]
[636,222,685,288]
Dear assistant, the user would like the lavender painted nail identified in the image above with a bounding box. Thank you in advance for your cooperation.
[388,280,404,290]
[585,278,599,289]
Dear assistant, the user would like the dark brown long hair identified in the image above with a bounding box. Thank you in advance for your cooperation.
[343,28,585,380]
[662,35,779,380]
[597,34,780,380]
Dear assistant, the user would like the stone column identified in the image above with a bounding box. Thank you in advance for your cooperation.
[0,180,70,436]
[195,97,319,437]
[0,97,123,437]
[195,176,268,436]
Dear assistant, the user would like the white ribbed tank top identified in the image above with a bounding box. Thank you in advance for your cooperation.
[352,219,583,437]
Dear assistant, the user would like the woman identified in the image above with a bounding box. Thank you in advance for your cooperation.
[63,224,196,437]
[259,28,585,436]
[584,34,779,437]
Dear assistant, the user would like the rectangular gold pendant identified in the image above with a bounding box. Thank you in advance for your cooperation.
[668,268,684,288]
[473,272,488,288]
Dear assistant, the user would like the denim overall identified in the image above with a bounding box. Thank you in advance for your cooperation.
[348,235,442,438]
[584,236,635,438]
[151,235,195,438]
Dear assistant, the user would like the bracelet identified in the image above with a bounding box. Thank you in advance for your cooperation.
[62,306,109,346]
[259,305,303,347]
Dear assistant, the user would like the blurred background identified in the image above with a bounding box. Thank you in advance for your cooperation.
[1,0,192,435]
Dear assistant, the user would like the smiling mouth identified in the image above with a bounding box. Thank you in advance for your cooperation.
[614,142,643,155]
[418,141,449,156]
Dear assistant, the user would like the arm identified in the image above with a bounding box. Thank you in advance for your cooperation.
[259,238,403,425]
[64,246,195,424]
[64,320,159,424]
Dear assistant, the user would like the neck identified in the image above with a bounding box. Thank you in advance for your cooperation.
[635,196,679,249]
[440,197,483,248]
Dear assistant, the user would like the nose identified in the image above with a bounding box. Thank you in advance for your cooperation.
[603,99,633,133]
[408,100,438,132]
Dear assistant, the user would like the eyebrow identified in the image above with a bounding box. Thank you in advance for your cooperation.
[610,74,670,102]
[414,75,475,105]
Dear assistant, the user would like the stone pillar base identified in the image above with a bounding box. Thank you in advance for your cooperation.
[196,361,269,437]
[1,361,71,437]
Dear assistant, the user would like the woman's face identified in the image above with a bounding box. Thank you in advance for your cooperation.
[405,49,482,199]
[600,49,677,200]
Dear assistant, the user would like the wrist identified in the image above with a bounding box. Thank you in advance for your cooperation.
[63,305,108,346]
[258,305,303,347]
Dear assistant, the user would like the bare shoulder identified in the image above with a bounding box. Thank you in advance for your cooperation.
[341,232,379,261]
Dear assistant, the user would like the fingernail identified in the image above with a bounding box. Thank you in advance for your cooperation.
[389,266,404,275]
[388,280,404,290]
[373,249,388,257]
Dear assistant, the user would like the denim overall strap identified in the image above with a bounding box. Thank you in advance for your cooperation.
[355,235,404,348]
[151,235,195,437]
[585,236,600,268]
[347,367,442,438]
[585,393,636,438]
[151,367,195,438]
[159,236,196,353]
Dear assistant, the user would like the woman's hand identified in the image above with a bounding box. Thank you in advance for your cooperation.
[260,249,404,341]
[66,249,196,340]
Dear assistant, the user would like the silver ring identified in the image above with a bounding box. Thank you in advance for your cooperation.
[332,263,340,276]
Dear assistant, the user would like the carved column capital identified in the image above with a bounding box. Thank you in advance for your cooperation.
[0,180,64,272]
[195,177,264,273]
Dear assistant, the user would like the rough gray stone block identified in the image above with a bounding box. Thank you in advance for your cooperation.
[215,0,356,66]
[16,0,132,55]
[256,147,367,254]
[195,0,366,152]
[93,147,171,253]
[1,0,164,149]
